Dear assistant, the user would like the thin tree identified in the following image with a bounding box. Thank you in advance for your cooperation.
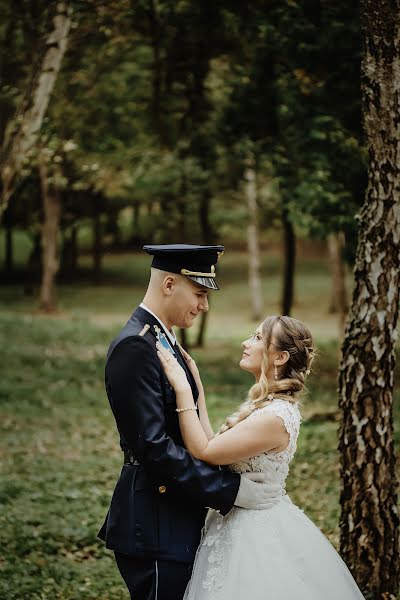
[245,153,263,322]
[338,1,400,598]
[38,151,62,312]
[327,232,348,335]
[281,205,295,316]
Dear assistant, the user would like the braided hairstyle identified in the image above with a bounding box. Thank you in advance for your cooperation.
[218,315,316,434]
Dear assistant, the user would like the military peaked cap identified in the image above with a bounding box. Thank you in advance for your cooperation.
[143,244,225,290]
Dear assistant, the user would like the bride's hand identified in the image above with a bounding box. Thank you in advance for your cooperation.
[156,343,191,394]
[178,345,202,388]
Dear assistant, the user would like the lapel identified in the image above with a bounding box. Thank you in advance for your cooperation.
[131,306,199,400]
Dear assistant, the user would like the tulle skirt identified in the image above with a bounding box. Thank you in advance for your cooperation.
[184,496,365,600]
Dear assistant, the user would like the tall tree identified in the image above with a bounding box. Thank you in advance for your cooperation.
[38,149,62,312]
[281,205,296,316]
[327,232,348,334]
[338,1,400,598]
[244,152,263,321]
[0,1,72,216]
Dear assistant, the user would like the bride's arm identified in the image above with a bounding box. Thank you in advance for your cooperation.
[178,344,214,441]
[196,384,214,441]
[158,344,288,465]
[176,389,288,465]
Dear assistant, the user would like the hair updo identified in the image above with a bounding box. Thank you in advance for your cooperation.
[218,315,316,434]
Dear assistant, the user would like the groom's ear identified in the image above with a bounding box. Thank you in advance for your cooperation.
[162,275,176,296]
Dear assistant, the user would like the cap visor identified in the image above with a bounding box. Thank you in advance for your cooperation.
[187,276,219,290]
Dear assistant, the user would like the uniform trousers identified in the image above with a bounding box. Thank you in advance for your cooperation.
[114,552,193,600]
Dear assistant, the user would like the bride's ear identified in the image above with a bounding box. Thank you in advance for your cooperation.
[275,350,290,366]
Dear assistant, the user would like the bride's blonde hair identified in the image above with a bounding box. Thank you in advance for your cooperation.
[219,315,315,434]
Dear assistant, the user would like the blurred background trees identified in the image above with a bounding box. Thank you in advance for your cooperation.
[1,0,365,318]
[1,3,399,599]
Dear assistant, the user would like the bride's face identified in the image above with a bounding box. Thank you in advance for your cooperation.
[240,324,265,380]
[240,323,288,381]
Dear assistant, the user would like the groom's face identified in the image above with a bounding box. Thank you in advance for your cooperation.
[169,276,210,329]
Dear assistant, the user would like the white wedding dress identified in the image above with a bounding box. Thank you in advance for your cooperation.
[184,398,365,600]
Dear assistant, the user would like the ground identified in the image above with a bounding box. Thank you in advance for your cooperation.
[0,247,398,599]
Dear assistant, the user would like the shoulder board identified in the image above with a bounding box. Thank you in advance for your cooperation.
[138,324,150,337]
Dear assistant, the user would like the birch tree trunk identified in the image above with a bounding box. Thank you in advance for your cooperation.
[245,156,263,322]
[0,2,71,217]
[38,158,62,312]
[327,232,348,335]
[338,1,400,597]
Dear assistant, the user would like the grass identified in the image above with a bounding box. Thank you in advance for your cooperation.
[0,248,399,599]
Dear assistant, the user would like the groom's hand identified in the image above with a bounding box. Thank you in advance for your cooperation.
[234,472,283,510]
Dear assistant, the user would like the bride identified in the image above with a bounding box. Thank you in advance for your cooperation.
[156,315,365,600]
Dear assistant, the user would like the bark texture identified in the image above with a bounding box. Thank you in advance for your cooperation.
[38,158,61,312]
[245,158,263,322]
[0,2,71,216]
[338,2,400,598]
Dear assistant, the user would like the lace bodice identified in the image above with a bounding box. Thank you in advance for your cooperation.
[228,398,301,488]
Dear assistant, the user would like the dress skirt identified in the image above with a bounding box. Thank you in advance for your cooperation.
[184,495,365,600]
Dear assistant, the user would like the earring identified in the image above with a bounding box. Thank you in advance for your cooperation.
[274,364,278,380]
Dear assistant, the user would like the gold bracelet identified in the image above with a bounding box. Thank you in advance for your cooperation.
[176,406,197,413]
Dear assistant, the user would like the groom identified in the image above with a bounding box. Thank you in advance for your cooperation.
[98,244,279,600]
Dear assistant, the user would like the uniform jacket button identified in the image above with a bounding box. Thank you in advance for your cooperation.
[158,485,167,494]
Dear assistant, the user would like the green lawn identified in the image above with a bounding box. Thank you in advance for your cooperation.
[0,249,399,599]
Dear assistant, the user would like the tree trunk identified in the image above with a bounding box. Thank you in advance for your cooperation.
[3,207,13,274]
[131,200,141,244]
[0,2,72,217]
[61,223,78,274]
[281,206,296,316]
[148,0,166,145]
[70,223,78,272]
[195,305,209,348]
[327,232,348,335]
[245,156,263,322]
[93,210,102,279]
[199,194,216,243]
[38,159,61,312]
[175,171,186,242]
[24,232,41,295]
[105,208,121,247]
[338,2,400,597]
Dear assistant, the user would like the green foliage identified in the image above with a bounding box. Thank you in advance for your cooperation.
[2,0,367,255]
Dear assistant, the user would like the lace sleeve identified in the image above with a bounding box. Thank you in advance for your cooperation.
[248,399,301,457]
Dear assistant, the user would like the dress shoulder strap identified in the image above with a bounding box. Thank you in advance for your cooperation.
[249,398,301,456]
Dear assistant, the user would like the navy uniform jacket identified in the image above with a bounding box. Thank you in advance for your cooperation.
[98,306,240,562]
